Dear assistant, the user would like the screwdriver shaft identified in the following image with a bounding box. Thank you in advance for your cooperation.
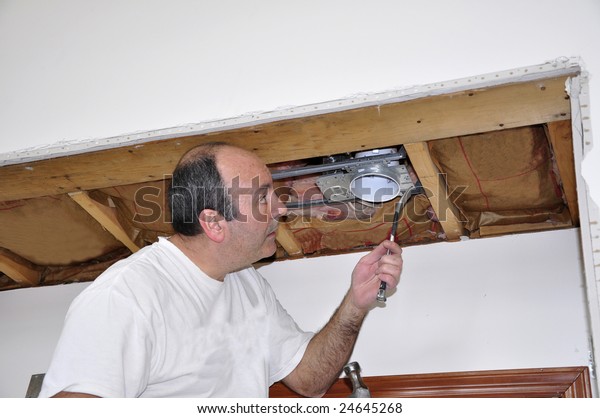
[376,188,414,302]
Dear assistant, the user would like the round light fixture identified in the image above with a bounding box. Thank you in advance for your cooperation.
[349,148,401,203]
[349,173,400,203]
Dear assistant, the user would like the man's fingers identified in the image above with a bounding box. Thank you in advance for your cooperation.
[376,249,403,289]
[376,269,401,290]
[359,240,402,265]
[382,240,403,255]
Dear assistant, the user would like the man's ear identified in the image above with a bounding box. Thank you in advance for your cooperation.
[199,209,227,243]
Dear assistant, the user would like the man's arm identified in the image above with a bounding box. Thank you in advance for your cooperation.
[282,240,403,397]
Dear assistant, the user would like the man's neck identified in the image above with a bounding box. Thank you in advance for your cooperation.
[168,233,230,281]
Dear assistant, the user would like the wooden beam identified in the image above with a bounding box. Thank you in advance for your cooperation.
[275,224,303,256]
[404,142,465,240]
[0,248,41,286]
[41,247,131,286]
[479,219,572,237]
[545,120,579,225]
[0,76,571,201]
[68,191,140,253]
[0,247,133,291]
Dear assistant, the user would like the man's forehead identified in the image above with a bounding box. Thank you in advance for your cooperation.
[216,147,271,185]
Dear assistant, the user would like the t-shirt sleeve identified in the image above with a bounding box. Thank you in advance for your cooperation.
[259,276,314,385]
[39,282,152,398]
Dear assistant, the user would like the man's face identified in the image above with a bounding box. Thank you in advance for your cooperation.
[217,148,287,265]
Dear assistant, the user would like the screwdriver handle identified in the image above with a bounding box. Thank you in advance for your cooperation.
[376,247,393,302]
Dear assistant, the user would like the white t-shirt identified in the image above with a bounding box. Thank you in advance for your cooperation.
[40,238,313,398]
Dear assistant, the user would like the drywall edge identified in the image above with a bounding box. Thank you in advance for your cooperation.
[570,73,600,396]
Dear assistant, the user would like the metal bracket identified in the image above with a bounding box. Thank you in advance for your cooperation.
[270,148,407,180]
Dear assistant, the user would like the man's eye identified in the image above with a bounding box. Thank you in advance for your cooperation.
[259,195,267,203]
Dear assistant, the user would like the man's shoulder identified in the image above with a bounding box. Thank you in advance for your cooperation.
[229,266,265,283]
[228,266,275,297]
[81,240,176,295]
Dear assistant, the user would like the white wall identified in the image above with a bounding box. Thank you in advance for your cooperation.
[0,0,599,397]
[0,282,89,397]
[261,229,590,377]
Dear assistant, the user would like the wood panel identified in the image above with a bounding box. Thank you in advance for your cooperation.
[0,77,570,201]
[269,366,591,398]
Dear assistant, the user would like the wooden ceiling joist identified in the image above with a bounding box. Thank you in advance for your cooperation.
[404,142,465,240]
[0,248,42,286]
[42,247,131,286]
[276,224,303,256]
[545,120,579,225]
[0,76,571,202]
[68,191,140,253]
[479,219,573,237]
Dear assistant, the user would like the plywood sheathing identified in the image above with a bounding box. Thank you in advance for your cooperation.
[428,124,572,236]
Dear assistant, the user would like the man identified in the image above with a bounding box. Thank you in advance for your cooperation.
[40,143,402,397]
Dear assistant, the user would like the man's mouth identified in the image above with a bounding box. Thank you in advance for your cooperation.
[267,224,279,237]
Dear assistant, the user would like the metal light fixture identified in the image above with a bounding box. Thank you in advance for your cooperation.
[271,147,415,205]
[316,148,412,203]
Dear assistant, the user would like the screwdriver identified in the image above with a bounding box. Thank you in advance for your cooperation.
[376,187,414,302]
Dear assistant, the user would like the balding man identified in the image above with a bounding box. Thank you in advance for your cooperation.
[41,143,402,398]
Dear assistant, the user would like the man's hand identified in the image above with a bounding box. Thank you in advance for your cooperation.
[283,240,404,397]
[350,240,403,310]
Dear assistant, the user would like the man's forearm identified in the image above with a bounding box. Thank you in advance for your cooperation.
[284,291,368,397]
